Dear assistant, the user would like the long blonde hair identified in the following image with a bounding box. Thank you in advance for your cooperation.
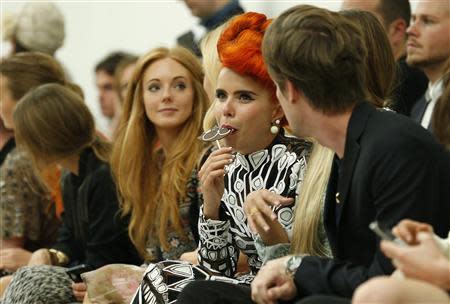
[111,46,209,259]
[200,21,228,131]
[291,141,333,256]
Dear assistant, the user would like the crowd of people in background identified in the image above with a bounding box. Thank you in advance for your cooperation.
[0,0,449,304]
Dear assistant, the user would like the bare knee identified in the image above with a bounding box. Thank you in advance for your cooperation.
[353,277,401,304]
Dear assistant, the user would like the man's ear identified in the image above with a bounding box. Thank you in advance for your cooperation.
[387,18,407,45]
[285,79,301,104]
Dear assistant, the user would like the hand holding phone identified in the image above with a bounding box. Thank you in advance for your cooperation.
[369,221,407,246]
[66,264,92,283]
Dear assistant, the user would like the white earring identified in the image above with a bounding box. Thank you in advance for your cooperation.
[270,119,280,134]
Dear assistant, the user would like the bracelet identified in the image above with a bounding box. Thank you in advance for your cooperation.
[48,249,69,266]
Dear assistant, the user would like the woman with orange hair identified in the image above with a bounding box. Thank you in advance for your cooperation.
[131,12,314,304]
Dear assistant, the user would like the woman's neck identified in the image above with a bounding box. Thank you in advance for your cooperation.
[58,153,81,175]
[156,128,180,155]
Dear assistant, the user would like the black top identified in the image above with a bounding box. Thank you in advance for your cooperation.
[52,147,142,269]
[391,56,428,115]
[176,0,244,56]
[0,137,15,167]
[294,102,450,298]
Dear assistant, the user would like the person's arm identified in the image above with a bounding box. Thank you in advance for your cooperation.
[83,167,142,268]
[0,153,37,246]
[197,205,239,276]
[51,178,77,264]
[292,145,448,298]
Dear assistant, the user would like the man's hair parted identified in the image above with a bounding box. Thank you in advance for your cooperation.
[262,5,368,114]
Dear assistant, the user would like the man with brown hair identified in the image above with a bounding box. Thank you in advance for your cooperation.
[248,4,450,303]
[342,0,428,115]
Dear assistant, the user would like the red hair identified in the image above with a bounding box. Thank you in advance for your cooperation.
[217,12,276,100]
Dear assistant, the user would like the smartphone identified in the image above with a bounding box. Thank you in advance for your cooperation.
[65,264,92,283]
[369,221,407,246]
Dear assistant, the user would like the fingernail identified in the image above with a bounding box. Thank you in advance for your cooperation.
[264,226,270,232]
[271,213,277,220]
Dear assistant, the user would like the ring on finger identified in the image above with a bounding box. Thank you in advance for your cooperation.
[249,207,259,216]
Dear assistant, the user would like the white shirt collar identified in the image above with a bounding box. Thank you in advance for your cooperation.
[425,78,444,103]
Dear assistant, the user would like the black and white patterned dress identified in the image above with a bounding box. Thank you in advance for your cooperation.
[131,132,312,303]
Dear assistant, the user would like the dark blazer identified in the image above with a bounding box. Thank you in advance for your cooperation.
[391,57,428,116]
[294,102,450,298]
[410,95,427,124]
[52,147,142,269]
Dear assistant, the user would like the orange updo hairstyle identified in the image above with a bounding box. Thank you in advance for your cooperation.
[217,12,276,102]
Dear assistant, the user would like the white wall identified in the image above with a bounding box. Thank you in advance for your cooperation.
[1,0,419,133]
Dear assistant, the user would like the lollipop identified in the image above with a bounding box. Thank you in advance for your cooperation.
[198,125,233,148]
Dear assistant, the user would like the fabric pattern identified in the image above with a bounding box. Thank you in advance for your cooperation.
[131,260,250,304]
[130,133,312,304]
[198,134,311,277]
[1,265,76,304]
[0,148,59,251]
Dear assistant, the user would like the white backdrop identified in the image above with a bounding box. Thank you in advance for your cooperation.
[0,0,419,133]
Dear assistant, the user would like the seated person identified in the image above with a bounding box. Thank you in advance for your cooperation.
[130,12,315,304]
[1,83,141,303]
[0,53,66,279]
[353,219,450,304]
[82,46,210,303]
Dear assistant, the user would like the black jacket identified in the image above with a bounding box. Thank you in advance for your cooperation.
[294,102,450,298]
[52,147,142,269]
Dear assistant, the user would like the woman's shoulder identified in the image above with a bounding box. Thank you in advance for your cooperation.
[1,148,30,172]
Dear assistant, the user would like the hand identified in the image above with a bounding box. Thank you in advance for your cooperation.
[180,250,199,265]
[72,281,87,302]
[0,248,32,271]
[392,219,433,245]
[27,248,52,266]
[244,190,292,245]
[251,256,297,304]
[198,147,234,219]
[381,232,450,289]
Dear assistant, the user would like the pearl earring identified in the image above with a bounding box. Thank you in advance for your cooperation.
[270,119,280,134]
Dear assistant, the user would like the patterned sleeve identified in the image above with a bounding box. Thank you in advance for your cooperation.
[197,206,239,277]
[0,150,46,241]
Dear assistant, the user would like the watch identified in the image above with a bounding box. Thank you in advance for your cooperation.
[285,255,302,277]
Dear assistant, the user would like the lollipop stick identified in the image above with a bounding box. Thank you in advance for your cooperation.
[216,139,221,149]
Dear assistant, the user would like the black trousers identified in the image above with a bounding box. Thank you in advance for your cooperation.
[177,280,351,304]
[177,280,253,304]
